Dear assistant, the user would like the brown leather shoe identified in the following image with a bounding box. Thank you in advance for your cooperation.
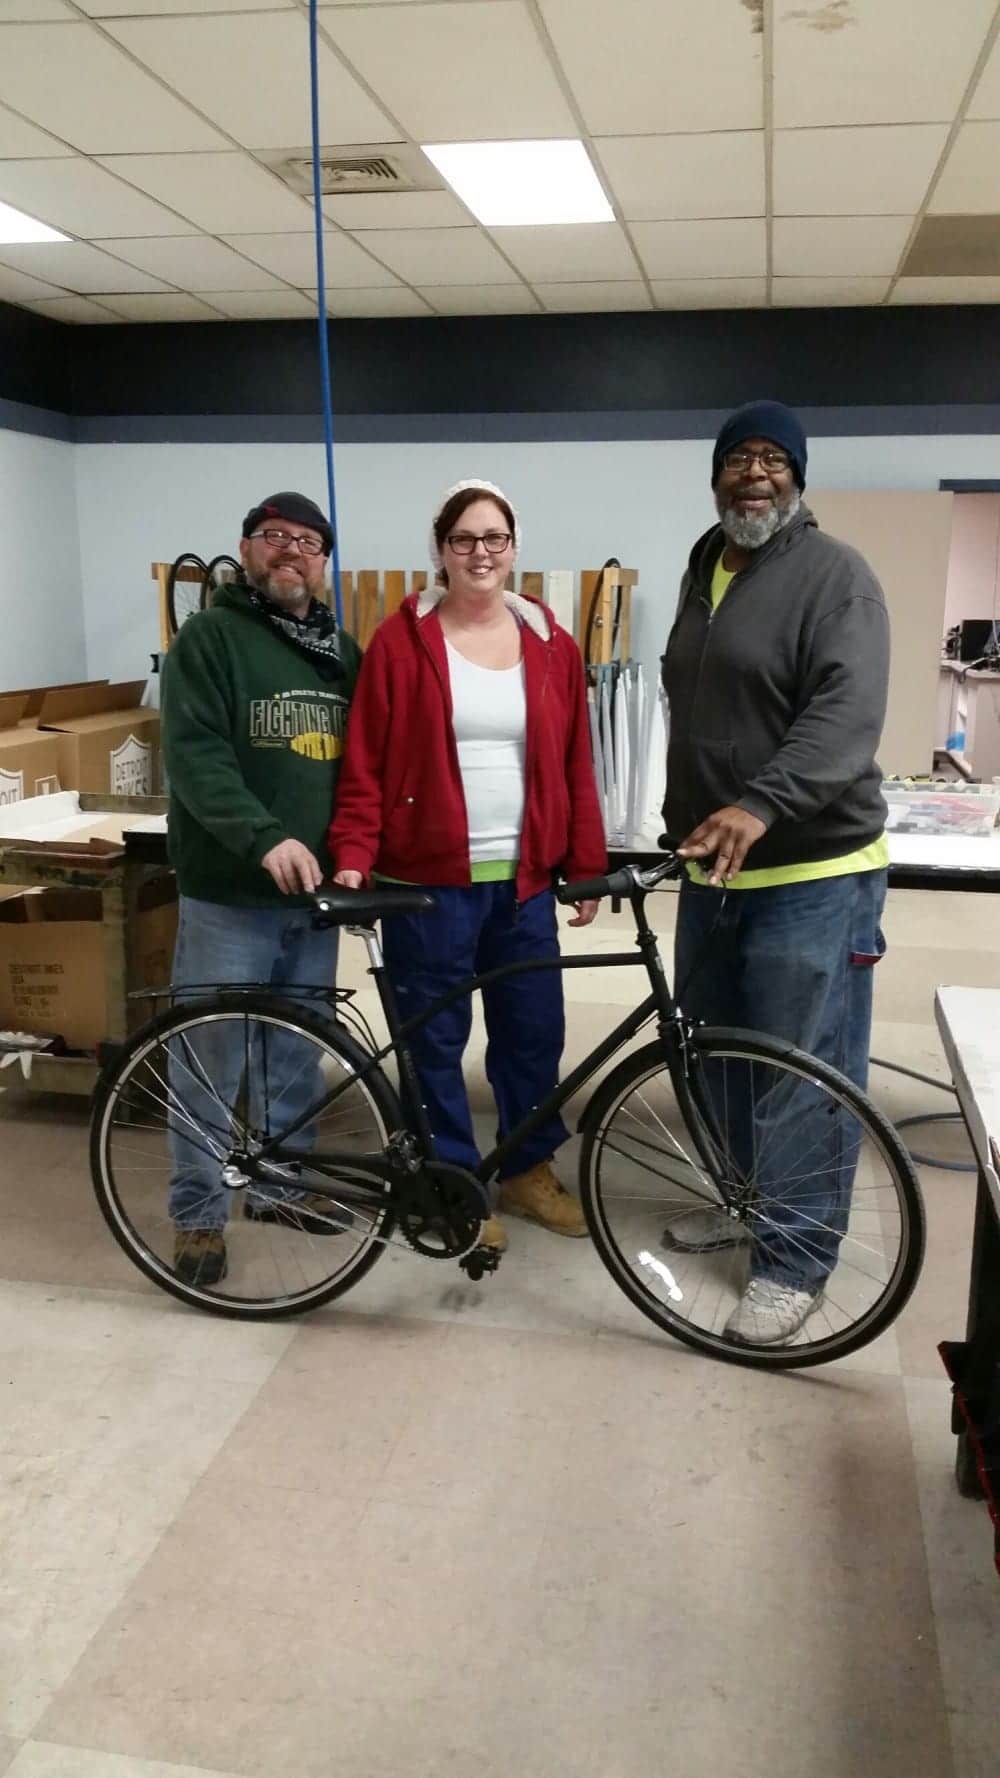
[173,1227,227,1287]
[498,1163,588,1237]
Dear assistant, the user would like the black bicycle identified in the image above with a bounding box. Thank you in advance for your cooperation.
[89,858,926,1369]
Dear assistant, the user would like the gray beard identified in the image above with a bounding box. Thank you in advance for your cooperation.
[719,489,801,551]
[245,567,311,612]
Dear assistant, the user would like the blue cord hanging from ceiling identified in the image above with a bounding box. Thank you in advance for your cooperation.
[307,0,343,625]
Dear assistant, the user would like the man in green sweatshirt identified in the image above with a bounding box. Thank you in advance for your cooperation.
[161,491,361,1287]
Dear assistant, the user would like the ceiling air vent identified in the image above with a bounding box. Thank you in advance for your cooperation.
[263,145,443,197]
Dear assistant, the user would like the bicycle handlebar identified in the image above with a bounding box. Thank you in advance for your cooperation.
[555,855,682,906]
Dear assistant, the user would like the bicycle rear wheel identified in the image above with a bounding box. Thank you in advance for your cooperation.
[90,993,401,1319]
[580,1032,925,1370]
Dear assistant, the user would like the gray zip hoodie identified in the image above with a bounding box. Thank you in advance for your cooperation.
[660,505,889,870]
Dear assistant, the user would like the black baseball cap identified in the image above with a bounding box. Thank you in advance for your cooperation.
[242,491,334,556]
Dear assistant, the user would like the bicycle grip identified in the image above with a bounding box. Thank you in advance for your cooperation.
[555,868,634,905]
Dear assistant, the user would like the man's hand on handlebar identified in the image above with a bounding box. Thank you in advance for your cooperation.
[566,898,599,927]
[333,870,364,890]
[675,806,767,885]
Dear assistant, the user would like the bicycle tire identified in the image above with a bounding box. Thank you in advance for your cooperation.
[202,553,241,610]
[579,1032,925,1371]
[165,552,208,639]
[90,992,402,1320]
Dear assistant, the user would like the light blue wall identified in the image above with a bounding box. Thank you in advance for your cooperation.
[0,427,85,691]
[72,431,1000,685]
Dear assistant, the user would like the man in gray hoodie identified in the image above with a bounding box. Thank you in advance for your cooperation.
[660,400,890,1347]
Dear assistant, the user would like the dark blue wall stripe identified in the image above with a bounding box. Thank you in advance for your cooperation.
[53,403,1000,445]
[0,396,74,442]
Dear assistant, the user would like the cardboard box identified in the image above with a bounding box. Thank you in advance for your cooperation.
[0,876,177,1049]
[0,696,63,806]
[1,680,108,728]
[37,681,160,797]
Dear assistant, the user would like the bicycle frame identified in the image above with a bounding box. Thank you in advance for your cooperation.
[249,889,697,1190]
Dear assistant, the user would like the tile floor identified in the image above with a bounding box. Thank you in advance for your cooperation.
[0,886,998,1778]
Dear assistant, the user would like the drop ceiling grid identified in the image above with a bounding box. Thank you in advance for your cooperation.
[0,0,992,318]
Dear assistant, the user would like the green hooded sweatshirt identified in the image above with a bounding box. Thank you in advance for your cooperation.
[162,582,361,907]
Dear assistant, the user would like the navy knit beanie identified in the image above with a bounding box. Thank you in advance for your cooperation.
[711,401,807,490]
[242,491,334,555]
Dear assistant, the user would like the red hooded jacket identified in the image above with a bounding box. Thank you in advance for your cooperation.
[328,590,606,902]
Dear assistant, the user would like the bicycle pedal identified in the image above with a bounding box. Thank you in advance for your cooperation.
[459,1246,502,1282]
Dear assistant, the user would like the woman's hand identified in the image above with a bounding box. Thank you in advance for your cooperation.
[333,869,364,890]
[567,898,600,927]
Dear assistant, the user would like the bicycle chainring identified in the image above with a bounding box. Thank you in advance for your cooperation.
[397,1164,490,1260]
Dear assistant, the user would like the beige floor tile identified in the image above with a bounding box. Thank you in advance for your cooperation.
[36,1580,520,1778]
[892,1169,977,1380]
[7,1748,246,1778]
[0,1571,134,1741]
[882,888,1000,953]
[904,1378,1000,1778]
[0,1740,19,1777]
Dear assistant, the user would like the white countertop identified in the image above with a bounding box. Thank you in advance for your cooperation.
[934,986,1000,1217]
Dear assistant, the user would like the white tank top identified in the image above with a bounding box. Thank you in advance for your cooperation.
[445,639,526,862]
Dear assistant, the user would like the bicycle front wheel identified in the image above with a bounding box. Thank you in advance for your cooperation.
[91,993,401,1319]
[580,1033,925,1370]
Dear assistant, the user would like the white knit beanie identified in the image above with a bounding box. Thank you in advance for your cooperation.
[428,479,522,574]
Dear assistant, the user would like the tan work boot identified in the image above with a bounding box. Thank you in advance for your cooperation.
[478,1215,508,1252]
[498,1162,588,1238]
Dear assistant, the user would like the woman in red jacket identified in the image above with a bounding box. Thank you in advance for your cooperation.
[330,479,606,1252]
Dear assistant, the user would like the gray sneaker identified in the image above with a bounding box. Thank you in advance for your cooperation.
[725,1279,824,1347]
[661,1206,750,1252]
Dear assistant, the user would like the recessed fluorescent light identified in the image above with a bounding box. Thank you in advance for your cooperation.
[422,140,614,227]
[0,201,69,246]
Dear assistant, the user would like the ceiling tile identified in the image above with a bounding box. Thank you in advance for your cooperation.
[631,218,766,280]
[536,281,651,312]
[315,285,433,317]
[0,0,75,15]
[595,132,764,221]
[772,276,890,306]
[206,288,316,318]
[539,0,762,135]
[96,153,312,234]
[322,190,469,230]
[488,222,637,282]
[223,230,398,288]
[80,0,293,12]
[323,1,576,141]
[351,226,519,285]
[969,34,1000,119]
[773,124,948,216]
[97,291,224,320]
[423,283,539,315]
[773,215,912,277]
[0,104,74,158]
[651,278,767,309]
[891,276,1000,304]
[26,294,119,321]
[0,24,226,152]
[0,239,172,291]
[106,13,397,152]
[930,122,1000,215]
[0,260,66,301]
[0,157,198,237]
[774,0,997,128]
[94,235,287,290]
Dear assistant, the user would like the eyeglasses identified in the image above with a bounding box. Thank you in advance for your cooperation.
[720,448,792,474]
[446,530,512,556]
[249,527,326,557]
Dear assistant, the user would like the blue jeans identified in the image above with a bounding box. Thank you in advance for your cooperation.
[380,883,568,1191]
[168,896,339,1231]
[674,869,888,1291]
